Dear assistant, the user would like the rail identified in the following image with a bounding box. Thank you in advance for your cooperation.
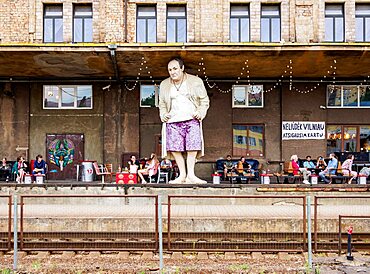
[19,194,158,251]
[338,215,370,255]
[167,195,307,252]
[313,195,370,253]
[0,195,11,251]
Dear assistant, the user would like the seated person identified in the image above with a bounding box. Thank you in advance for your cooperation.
[292,154,311,184]
[341,154,357,184]
[236,156,251,175]
[32,154,47,175]
[303,155,316,170]
[138,153,159,184]
[359,167,370,177]
[12,156,27,183]
[1,157,11,170]
[223,155,234,179]
[316,156,327,170]
[319,153,338,183]
[160,157,172,169]
[160,157,173,182]
[127,155,140,173]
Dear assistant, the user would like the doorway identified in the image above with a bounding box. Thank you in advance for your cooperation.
[46,134,84,180]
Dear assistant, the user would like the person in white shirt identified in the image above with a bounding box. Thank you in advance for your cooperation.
[159,58,209,184]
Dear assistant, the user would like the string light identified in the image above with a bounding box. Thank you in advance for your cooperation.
[124,56,154,91]
[289,59,337,94]
[124,57,357,95]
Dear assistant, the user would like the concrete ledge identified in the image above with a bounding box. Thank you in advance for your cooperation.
[89,251,101,257]
[171,252,183,260]
[197,252,208,260]
[17,251,27,258]
[36,251,50,258]
[61,251,75,258]
[225,252,236,260]
[118,251,130,259]
[251,252,263,259]
[141,251,153,260]
[278,252,291,260]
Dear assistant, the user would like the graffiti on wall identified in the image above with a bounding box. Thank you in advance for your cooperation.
[48,139,75,171]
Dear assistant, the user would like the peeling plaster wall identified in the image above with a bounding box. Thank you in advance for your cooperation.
[0,84,30,160]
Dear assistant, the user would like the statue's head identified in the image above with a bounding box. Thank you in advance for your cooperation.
[167,57,185,82]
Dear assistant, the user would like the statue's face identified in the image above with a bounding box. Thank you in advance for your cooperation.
[168,60,184,82]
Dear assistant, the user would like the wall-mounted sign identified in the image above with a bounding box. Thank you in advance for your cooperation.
[282,121,325,140]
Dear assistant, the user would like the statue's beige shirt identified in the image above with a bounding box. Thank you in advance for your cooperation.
[159,73,210,159]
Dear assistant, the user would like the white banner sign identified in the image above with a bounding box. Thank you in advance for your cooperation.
[282,121,326,140]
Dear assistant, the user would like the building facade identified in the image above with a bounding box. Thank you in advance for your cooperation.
[1,0,370,179]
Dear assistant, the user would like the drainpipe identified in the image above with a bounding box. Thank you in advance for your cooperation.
[124,0,128,42]
[108,44,123,165]
[108,44,120,81]
[279,84,283,170]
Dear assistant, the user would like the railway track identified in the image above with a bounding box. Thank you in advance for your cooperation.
[1,231,370,252]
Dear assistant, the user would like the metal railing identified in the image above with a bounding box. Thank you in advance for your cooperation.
[167,195,307,252]
[0,195,12,251]
[313,195,370,253]
[338,215,370,255]
[19,194,158,251]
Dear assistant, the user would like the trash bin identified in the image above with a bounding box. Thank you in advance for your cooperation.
[261,174,270,184]
[24,174,32,184]
[212,173,221,184]
[35,174,45,184]
[310,174,318,185]
[81,161,94,182]
[358,175,367,185]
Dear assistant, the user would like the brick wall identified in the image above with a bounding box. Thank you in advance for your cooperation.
[0,0,364,44]
[0,0,30,43]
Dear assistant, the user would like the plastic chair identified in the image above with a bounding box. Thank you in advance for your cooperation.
[93,162,112,184]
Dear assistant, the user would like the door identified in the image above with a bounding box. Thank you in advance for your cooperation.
[46,134,84,180]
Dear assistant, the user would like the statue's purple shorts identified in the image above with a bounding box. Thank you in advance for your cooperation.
[166,119,202,152]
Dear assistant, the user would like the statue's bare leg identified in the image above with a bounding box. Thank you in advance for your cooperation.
[186,151,207,184]
[169,151,186,183]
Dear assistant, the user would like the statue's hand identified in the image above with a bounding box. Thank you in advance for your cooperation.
[162,113,171,122]
[193,111,201,120]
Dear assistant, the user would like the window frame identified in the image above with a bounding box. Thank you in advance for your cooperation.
[325,4,345,42]
[232,124,265,157]
[260,4,281,42]
[166,5,187,43]
[43,85,93,110]
[230,4,250,42]
[73,4,93,43]
[326,85,370,108]
[355,4,370,42]
[43,4,63,43]
[136,5,157,43]
[232,85,264,108]
[140,84,159,107]
[326,125,370,153]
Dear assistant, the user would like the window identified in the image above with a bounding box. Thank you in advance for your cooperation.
[140,85,158,107]
[327,125,370,153]
[356,4,370,42]
[261,5,280,42]
[136,6,157,43]
[325,4,344,42]
[43,85,93,109]
[232,85,263,108]
[167,5,186,42]
[233,125,264,157]
[327,85,370,108]
[44,5,63,43]
[230,5,250,42]
[73,4,93,42]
